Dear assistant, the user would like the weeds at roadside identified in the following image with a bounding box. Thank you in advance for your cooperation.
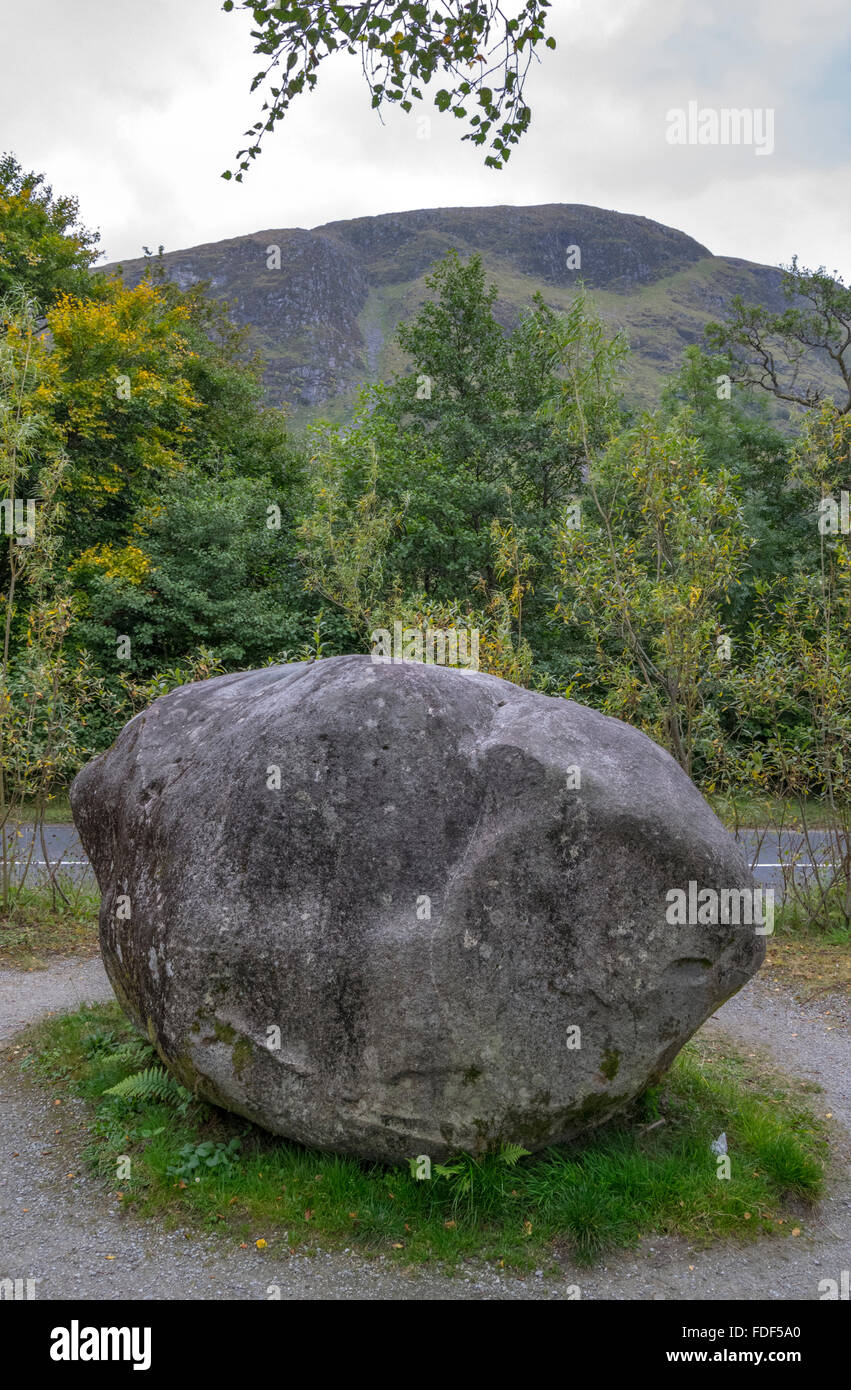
[0,879,99,968]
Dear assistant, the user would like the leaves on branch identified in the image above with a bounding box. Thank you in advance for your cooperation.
[705,258,851,416]
[222,2,554,179]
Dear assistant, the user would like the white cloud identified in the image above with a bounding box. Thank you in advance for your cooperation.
[0,0,848,280]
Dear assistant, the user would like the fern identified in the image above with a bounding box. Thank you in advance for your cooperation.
[428,1143,533,1217]
[105,1040,156,1068]
[83,1028,119,1058]
[433,1143,530,1186]
[433,1159,471,1189]
[103,1066,193,1110]
[498,1143,531,1168]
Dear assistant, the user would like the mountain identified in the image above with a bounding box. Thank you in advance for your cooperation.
[103,203,797,422]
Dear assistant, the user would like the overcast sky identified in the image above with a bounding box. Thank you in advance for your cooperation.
[2,0,849,276]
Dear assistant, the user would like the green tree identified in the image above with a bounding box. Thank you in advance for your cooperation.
[0,291,104,908]
[295,253,628,692]
[370,255,624,597]
[719,409,851,925]
[1,165,314,756]
[70,471,311,688]
[660,346,800,630]
[298,422,537,683]
[0,153,100,307]
[705,258,851,415]
[553,416,752,777]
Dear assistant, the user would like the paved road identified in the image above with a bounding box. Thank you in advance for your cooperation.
[3,823,92,885]
[735,828,843,893]
[5,823,845,895]
[4,823,85,864]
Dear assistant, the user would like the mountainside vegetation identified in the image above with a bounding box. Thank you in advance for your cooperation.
[105,203,833,423]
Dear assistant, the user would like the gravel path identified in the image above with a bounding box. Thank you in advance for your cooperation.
[0,957,111,1044]
[1,958,848,1300]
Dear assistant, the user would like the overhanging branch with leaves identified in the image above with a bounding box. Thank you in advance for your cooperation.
[222,1,554,179]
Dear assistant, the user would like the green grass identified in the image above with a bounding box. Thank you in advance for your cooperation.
[11,794,73,824]
[775,882,851,938]
[0,882,99,968]
[708,793,847,831]
[13,1002,828,1272]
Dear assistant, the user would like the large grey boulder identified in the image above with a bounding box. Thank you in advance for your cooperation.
[71,656,764,1162]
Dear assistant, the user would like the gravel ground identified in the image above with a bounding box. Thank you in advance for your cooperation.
[0,957,111,1044]
[0,957,848,1300]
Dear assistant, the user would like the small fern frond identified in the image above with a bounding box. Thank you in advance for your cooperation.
[103,1066,192,1107]
[498,1143,531,1168]
[106,1041,156,1067]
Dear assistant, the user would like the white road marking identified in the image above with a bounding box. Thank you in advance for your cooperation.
[756,862,836,869]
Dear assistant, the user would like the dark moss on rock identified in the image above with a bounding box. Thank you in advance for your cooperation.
[601,1048,621,1081]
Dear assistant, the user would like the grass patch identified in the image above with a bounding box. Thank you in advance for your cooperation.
[774,882,851,938]
[706,798,851,1001]
[708,794,846,831]
[765,937,851,1003]
[0,882,100,969]
[764,883,851,1002]
[12,794,73,824]
[11,1003,828,1272]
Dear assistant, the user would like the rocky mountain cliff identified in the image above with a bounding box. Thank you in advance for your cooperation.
[104,203,795,420]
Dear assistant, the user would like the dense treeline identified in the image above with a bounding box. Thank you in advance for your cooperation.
[2,154,850,846]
